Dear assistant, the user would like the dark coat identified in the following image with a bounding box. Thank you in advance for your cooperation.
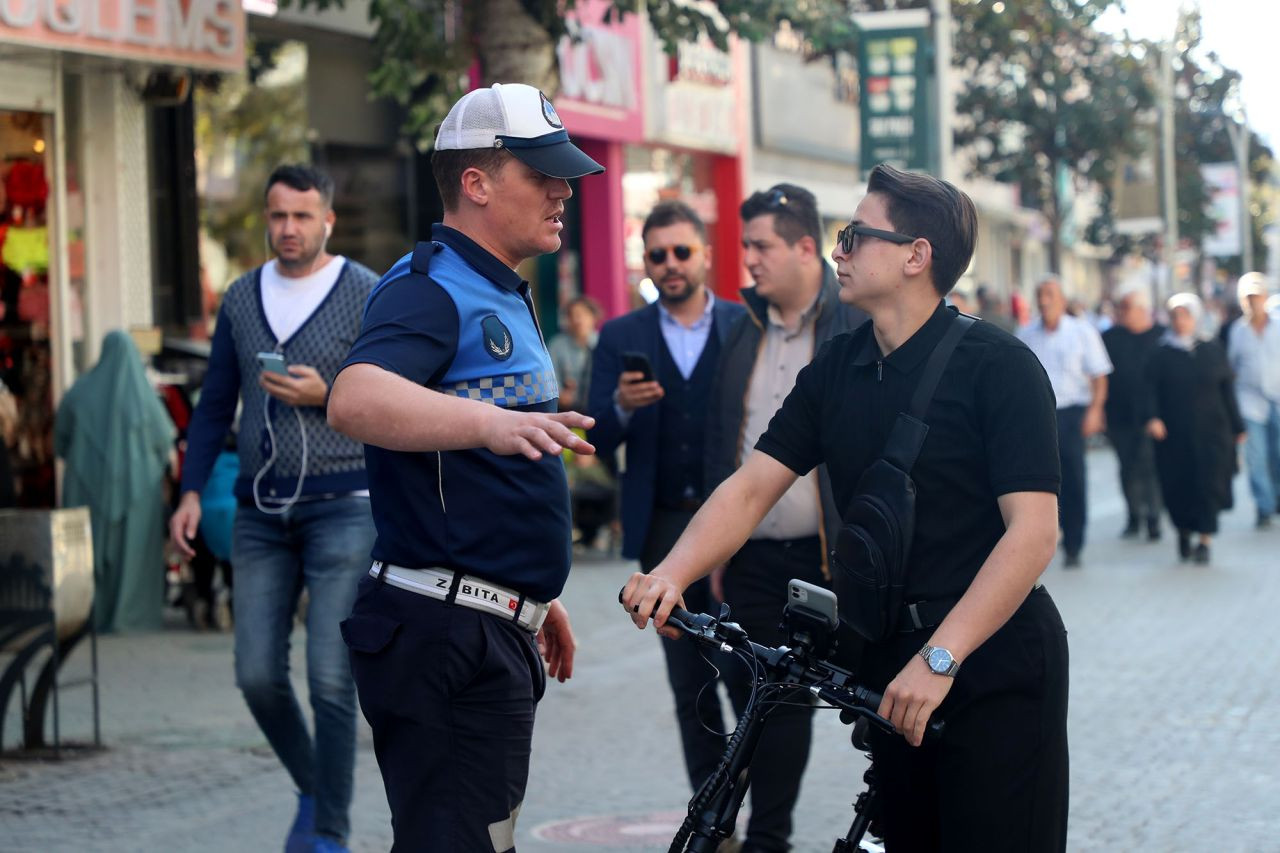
[704,266,869,575]
[1145,338,1245,534]
[587,296,747,559]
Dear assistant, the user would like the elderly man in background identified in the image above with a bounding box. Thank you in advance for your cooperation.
[1019,275,1113,567]
[1101,283,1166,542]
[1227,272,1280,529]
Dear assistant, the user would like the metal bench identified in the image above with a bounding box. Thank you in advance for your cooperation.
[0,507,100,753]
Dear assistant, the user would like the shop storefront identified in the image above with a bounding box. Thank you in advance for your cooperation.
[0,0,246,506]
[552,2,748,323]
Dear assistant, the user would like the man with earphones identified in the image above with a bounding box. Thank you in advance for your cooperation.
[169,164,378,853]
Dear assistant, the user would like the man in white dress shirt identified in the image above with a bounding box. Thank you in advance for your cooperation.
[1019,275,1113,567]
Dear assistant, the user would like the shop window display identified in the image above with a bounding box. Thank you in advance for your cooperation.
[0,110,55,506]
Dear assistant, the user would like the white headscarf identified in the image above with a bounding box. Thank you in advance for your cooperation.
[1163,292,1204,351]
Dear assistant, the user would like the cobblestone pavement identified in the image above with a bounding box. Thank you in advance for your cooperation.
[3,450,1279,852]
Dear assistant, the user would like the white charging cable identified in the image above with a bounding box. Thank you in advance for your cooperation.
[252,391,308,515]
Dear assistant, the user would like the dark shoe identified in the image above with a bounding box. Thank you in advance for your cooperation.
[1258,514,1274,530]
[312,837,351,853]
[1177,530,1192,561]
[1147,517,1162,541]
[1193,543,1210,564]
[1121,516,1141,539]
[1063,552,1081,568]
[285,793,315,853]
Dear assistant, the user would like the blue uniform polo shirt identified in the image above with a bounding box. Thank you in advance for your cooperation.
[340,224,572,603]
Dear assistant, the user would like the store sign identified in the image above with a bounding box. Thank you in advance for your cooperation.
[656,35,741,154]
[0,0,246,72]
[553,0,643,143]
[855,11,931,175]
[1201,162,1242,258]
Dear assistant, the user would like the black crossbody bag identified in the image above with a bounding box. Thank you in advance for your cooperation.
[830,312,975,643]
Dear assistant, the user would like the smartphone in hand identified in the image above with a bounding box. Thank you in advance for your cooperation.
[621,351,655,382]
[257,351,290,376]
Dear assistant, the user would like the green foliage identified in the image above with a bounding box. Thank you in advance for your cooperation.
[279,0,921,146]
[194,40,310,272]
[951,0,1155,266]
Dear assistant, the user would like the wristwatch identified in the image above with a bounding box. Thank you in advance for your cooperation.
[919,644,961,677]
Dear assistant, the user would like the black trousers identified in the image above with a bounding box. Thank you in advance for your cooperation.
[1056,406,1087,555]
[641,507,730,793]
[720,536,827,853]
[342,575,545,852]
[1108,423,1163,525]
[862,587,1069,852]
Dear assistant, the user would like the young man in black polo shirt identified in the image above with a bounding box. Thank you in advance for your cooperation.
[624,164,1069,850]
[328,83,601,851]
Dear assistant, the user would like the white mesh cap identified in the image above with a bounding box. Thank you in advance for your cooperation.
[435,83,604,180]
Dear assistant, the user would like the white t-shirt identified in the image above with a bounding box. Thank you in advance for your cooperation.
[260,256,346,342]
[1018,313,1113,409]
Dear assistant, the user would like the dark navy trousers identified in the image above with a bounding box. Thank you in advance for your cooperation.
[342,574,546,852]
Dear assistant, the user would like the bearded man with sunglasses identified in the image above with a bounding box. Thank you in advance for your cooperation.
[588,199,746,801]
[623,165,1069,851]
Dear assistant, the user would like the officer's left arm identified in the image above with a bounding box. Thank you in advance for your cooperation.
[538,599,576,682]
[879,490,1059,747]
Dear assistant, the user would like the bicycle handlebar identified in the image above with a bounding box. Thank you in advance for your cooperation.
[620,591,944,742]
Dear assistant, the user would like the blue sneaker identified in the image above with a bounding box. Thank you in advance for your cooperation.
[284,793,315,853]
[312,836,351,853]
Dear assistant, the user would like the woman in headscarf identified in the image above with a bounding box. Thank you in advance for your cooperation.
[1144,293,1245,564]
[55,331,175,631]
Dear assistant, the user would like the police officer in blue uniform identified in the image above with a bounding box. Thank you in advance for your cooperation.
[327,83,603,852]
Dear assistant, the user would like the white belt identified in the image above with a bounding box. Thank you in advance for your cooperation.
[370,562,550,634]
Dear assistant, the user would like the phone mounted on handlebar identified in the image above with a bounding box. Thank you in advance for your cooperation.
[621,579,944,853]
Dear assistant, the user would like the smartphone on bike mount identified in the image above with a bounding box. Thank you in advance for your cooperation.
[783,579,840,659]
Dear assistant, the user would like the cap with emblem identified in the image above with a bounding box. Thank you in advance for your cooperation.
[435,83,605,180]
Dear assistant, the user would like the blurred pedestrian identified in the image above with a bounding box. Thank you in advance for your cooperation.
[327,83,596,851]
[1226,272,1280,529]
[976,284,1016,333]
[1019,275,1113,567]
[704,183,867,851]
[1102,284,1165,541]
[588,199,746,803]
[1145,294,1245,564]
[547,295,601,413]
[168,164,378,853]
[55,330,174,632]
[0,377,16,507]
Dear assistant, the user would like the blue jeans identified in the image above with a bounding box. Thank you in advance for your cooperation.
[232,495,376,842]
[1243,401,1280,518]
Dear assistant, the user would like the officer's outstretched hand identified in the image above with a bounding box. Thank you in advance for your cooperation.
[483,408,596,461]
[538,600,576,683]
[878,655,954,748]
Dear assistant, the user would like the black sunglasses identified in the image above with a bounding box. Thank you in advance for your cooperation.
[647,244,698,265]
[837,222,918,254]
[767,188,790,208]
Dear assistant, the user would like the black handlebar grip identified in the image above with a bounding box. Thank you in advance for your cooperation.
[617,587,695,630]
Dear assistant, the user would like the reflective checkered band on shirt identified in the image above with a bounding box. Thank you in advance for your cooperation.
[436,371,559,407]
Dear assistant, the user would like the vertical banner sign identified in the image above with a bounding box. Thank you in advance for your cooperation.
[855,10,932,176]
[1200,162,1242,258]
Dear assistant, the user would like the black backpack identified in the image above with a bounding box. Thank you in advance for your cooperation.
[830,312,974,643]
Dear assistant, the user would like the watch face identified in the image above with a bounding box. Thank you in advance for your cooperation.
[928,647,954,673]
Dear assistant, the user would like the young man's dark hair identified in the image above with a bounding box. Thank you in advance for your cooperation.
[866,164,977,296]
[641,199,707,242]
[739,183,822,248]
[430,148,513,211]
[265,163,335,208]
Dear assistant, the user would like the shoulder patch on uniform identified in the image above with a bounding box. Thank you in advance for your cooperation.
[482,315,513,361]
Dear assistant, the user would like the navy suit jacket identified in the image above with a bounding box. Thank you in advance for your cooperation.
[588,297,747,559]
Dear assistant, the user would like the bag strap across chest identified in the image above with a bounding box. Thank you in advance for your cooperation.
[881,312,976,473]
